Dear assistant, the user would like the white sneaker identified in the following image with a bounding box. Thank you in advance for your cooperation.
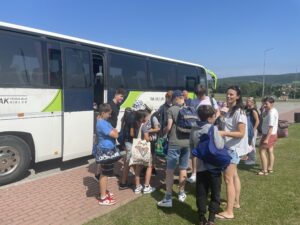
[157,198,172,207]
[143,185,156,194]
[178,192,187,202]
[187,174,196,183]
[245,160,255,165]
[134,185,143,194]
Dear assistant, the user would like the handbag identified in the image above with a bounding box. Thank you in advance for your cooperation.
[277,120,289,138]
[129,125,152,166]
[95,146,122,164]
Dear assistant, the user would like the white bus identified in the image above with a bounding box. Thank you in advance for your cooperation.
[0,21,210,185]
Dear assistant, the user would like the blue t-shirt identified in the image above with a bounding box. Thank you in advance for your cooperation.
[96,119,115,150]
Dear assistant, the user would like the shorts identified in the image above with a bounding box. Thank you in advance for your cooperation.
[100,163,114,176]
[125,142,132,162]
[260,134,277,149]
[227,149,240,165]
[166,147,190,170]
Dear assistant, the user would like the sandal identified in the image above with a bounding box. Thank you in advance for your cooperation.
[268,170,274,173]
[257,170,268,176]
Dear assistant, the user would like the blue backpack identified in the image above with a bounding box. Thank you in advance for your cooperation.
[192,125,231,170]
[176,106,199,134]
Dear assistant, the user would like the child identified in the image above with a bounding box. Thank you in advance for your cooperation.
[190,105,225,225]
[257,96,278,175]
[94,103,119,206]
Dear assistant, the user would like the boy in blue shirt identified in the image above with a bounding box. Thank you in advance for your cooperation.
[94,103,119,206]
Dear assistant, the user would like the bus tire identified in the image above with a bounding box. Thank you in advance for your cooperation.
[0,135,32,186]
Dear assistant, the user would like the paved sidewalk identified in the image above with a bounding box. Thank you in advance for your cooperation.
[0,158,166,225]
[0,108,298,225]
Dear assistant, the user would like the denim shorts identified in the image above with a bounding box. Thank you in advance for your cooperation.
[227,149,240,165]
[166,147,190,170]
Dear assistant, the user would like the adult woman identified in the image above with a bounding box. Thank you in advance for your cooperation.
[257,96,278,175]
[245,97,260,165]
[216,86,248,220]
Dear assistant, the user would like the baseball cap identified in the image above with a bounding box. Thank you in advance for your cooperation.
[172,90,183,99]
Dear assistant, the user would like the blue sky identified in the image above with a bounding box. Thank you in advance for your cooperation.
[1,0,299,77]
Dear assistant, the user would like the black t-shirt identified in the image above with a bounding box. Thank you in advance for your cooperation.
[108,100,120,128]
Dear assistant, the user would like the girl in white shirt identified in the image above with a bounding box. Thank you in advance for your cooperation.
[257,96,278,175]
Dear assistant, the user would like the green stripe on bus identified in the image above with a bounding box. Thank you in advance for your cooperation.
[120,91,143,109]
[42,90,62,112]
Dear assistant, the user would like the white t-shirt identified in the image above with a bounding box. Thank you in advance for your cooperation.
[224,108,249,156]
[262,108,279,135]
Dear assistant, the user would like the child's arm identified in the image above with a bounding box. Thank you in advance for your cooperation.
[109,128,119,139]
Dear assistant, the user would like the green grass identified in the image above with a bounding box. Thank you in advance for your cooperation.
[85,124,300,225]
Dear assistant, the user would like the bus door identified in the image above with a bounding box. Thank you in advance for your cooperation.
[92,52,105,133]
[62,46,94,161]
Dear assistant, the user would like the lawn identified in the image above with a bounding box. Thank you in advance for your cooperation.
[85,124,300,225]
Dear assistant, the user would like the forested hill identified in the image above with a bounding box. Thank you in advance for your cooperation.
[218,73,298,86]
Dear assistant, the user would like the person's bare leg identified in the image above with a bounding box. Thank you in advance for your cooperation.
[144,165,153,186]
[134,165,141,187]
[233,169,241,208]
[267,146,275,171]
[191,156,197,176]
[178,169,187,192]
[120,161,129,184]
[259,148,268,172]
[217,164,236,218]
[166,169,174,194]
[99,175,108,199]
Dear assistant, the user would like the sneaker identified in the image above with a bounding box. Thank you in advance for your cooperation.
[106,190,115,199]
[178,191,187,202]
[96,190,115,200]
[98,196,116,206]
[94,174,100,182]
[143,185,156,194]
[157,198,173,207]
[244,160,255,165]
[187,174,196,183]
[119,183,131,190]
[134,185,143,194]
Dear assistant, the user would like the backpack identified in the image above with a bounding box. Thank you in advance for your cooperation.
[176,106,199,134]
[192,125,231,170]
[118,108,135,145]
[149,112,160,143]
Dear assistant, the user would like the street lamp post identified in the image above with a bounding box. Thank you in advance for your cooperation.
[262,48,274,97]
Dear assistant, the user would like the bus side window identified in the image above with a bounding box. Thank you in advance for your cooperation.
[48,48,62,87]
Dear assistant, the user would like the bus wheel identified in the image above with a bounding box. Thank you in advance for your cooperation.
[0,135,31,186]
